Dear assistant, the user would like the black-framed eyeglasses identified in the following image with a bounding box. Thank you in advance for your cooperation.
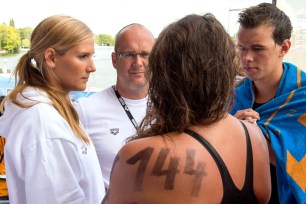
[116,51,150,60]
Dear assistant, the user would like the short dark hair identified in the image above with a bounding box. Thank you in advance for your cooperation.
[238,3,292,45]
[133,14,239,139]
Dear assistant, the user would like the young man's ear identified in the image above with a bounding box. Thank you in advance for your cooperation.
[44,48,56,69]
[280,39,291,56]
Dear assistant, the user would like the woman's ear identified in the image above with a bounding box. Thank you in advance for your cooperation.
[44,48,56,69]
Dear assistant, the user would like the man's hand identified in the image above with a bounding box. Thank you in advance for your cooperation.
[234,108,260,123]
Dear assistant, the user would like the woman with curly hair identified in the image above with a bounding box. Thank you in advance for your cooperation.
[103,13,271,204]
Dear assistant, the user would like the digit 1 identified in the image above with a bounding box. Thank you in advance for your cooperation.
[126,147,154,191]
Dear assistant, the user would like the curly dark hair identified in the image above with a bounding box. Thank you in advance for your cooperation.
[238,3,292,45]
[131,13,239,140]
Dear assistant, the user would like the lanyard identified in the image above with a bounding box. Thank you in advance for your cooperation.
[112,86,138,130]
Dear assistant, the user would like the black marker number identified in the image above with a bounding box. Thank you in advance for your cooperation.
[127,147,154,191]
[151,148,180,190]
[184,149,206,197]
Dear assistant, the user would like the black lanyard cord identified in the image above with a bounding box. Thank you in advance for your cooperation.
[112,86,138,130]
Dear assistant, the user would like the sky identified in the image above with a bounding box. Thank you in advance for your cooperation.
[1,0,271,37]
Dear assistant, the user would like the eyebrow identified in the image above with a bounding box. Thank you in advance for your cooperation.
[120,50,150,53]
[237,43,267,48]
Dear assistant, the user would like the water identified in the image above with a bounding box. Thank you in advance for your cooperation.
[0,46,116,91]
[87,46,116,91]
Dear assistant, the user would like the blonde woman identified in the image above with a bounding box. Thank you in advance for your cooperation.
[0,15,104,204]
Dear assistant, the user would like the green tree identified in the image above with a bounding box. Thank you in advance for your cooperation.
[0,24,20,53]
[21,38,30,48]
[96,34,114,46]
[18,27,33,48]
[9,18,15,28]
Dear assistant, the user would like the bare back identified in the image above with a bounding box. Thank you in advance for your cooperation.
[103,114,271,204]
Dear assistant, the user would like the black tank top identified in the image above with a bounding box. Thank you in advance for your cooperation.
[184,121,257,204]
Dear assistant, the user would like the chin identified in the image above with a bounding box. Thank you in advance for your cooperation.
[246,75,261,82]
[129,82,147,89]
[74,86,87,91]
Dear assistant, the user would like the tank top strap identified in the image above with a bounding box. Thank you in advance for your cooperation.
[183,129,236,192]
[184,121,257,203]
[239,121,255,194]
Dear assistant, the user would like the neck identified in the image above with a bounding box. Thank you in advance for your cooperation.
[253,66,283,103]
[115,84,148,100]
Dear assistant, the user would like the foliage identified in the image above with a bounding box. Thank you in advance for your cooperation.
[9,18,15,28]
[0,20,114,53]
[21,38,30,48]
[0,24,20,53]
[18,27,33,48]
[95,34,114,46]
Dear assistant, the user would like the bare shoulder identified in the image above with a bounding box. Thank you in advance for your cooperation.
[103,136,168,203]
[240,121,271,204]
[239,120,269,161]
[241,121,267,147]
[103,135,212,204]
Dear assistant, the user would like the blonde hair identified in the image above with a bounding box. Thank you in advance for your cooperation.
[1,15,94,144]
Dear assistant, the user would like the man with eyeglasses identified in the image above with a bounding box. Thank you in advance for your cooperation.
[74,23,155,189]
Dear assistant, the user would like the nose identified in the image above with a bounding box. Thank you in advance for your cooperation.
[133,54,144,67]
[87,57,96,72]
[241,49,254,62]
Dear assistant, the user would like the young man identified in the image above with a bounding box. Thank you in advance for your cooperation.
[74,24,155,188]
[231,3,306,203]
